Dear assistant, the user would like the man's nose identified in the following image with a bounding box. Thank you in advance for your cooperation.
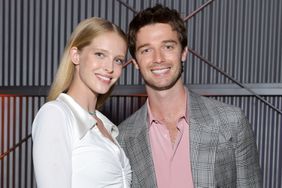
[152,49,164,63]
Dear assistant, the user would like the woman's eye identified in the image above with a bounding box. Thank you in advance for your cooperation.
[115,59,125,65]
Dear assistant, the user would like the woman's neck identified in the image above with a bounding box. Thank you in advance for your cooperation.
[67,83,98,113]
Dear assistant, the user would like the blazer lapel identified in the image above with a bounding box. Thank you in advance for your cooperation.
[126,105,157,187]
[188,92,219,187]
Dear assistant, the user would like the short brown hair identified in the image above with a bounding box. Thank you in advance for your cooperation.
[128,4,187,59]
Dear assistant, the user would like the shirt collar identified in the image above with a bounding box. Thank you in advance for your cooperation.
[146,88,189,127]
[57,93,119,139]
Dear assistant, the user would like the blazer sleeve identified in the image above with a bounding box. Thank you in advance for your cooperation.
[32,102,73,188]
[235,111,262,187]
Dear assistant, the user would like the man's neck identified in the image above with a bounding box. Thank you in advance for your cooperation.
[146,83,187,123]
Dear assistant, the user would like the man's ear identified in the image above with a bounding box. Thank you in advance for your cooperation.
[132,59,140,69]
[70,47,80,65]
[181,47,188,62]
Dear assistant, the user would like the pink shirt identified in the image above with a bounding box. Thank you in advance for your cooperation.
[147,95,194,188]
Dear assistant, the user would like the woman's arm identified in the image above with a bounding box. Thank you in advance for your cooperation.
[32,102,73,188]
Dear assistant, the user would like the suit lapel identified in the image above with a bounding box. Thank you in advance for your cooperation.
[188,92,219,187]
[127,105,157,187]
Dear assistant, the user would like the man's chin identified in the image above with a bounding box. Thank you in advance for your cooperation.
[145,81,175,91]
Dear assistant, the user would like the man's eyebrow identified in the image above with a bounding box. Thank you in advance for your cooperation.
[136,43,150,51]
[136,40,178,51]
[162,40,177,44]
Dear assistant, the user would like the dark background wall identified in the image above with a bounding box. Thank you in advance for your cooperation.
[0,0,281,187]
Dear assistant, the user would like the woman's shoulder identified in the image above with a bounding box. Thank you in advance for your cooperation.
[32,99,75,131]
[39,99,70,113]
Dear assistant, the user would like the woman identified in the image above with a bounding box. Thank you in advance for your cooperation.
[32,17,131,188]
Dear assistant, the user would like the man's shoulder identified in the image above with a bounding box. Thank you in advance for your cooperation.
[189,92,246,130]
[190,92,242,113]
[118,104,147,130]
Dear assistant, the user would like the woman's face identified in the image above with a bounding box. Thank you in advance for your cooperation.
[71,31,127,95]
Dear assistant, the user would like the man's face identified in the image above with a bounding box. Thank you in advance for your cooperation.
[134,23,187,91]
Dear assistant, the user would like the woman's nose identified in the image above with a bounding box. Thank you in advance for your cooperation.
[104,60,114,73]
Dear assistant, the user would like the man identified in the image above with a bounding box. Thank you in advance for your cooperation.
[118,4,262,188]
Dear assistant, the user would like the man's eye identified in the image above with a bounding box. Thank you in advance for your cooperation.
[95,52,105,58]
[141,48,150,54]
[164,45,174,50]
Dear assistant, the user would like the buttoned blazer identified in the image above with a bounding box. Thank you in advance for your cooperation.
[117,90,262,188]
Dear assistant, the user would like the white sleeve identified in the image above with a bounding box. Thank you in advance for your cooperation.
[32,102,73,188]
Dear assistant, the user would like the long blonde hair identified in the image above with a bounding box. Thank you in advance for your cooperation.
[47,17,127,108]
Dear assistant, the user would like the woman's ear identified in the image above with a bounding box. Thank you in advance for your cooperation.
[132,59,140,69]
[70,47,80,65]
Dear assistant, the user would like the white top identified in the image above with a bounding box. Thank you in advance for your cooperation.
[32,93,132,188]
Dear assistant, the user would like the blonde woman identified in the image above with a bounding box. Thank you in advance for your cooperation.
[32,17,131,188]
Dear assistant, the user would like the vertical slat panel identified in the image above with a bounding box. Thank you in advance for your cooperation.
[16,0,22,86]
[28,0,34,85]
[0,97,3,187]
[0,0,3,86]
[3,0,8,86]
[10,0,15,86]
[14,97,20,188]
[0,96,44,187]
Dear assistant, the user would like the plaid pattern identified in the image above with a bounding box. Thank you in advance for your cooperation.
[118,90,262,188]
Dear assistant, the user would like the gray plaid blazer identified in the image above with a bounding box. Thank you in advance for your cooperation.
[117,90,262,188]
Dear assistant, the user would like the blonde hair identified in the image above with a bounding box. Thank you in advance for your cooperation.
[47,17,127,108]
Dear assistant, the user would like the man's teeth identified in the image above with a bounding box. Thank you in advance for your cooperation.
[152,68,169,74]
